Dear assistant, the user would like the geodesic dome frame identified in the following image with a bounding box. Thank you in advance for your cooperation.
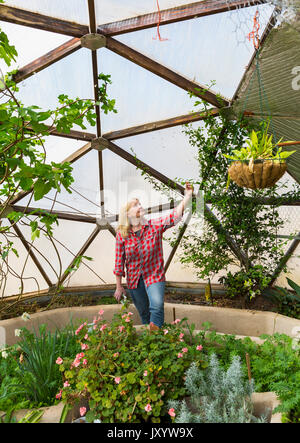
[0,0,299,300]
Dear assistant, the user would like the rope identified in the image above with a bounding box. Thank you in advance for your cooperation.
[153,0,168,42]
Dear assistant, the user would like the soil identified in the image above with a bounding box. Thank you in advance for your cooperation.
[0,290,279,321]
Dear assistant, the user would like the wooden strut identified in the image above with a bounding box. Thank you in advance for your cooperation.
[0,2,266,38]
[268,232,300,287]
[58,226,102,286]
[8,219,53,287]
[97,0,267,36]
[105,36,229,109]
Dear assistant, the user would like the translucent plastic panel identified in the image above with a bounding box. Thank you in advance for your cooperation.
[16,149,101,217]
[35,136,93,165]
[65,229,115,287]
[115,3,274,99]
[0,219,48,297]
[102,148,183,217]
[98,48,196,133]
[115,124,200,183]
[0,22,70,75]
[15,48,95,131]
[95,0,204,25]
[3,0,89,25]
[12,217,97,286]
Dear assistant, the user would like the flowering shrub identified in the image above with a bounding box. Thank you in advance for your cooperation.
[57,303,207,423]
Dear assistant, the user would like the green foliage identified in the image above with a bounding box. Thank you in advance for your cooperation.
[0,25,117,306]
[59,303,207,423]
[0,28,17,67]
[167,354,267,423]
[223,120,296,161]
[219,264,271,301]
[0,321,81,411]
[262,277,300,319]
[201,330,300,422]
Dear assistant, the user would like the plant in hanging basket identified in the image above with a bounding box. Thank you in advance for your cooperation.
[223,121,296,190]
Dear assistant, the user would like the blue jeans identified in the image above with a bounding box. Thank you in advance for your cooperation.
[128,275,165,328]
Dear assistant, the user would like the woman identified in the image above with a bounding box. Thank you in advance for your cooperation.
[113,182,193,331]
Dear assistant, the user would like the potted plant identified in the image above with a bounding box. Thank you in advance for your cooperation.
[223,121,296,189]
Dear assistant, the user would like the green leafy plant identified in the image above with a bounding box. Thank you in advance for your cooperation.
[167,354,267,423]
[200,330,300,423]
[58,302,208,423]
[262,277,300,319]
[223,120,296,162]
[0,25,117,308]
[219,264,272,302]
[0,321,81,409]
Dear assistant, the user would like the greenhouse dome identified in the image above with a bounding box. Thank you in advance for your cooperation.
[0,0,299,304]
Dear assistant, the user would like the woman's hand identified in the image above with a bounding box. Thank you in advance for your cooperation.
[114,285,127,303]
[184,182,194,198]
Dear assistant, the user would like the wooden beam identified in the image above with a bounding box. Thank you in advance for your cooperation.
[105,37,229,108]
[87,0,97,34]
[47,128,95,142]
[8,220,53,287]
[0,4,88,37]
[12,38,82,84]
[164,208,193,273]
[94,137,183,192]
[45,108,223,142]
[269,232,300,286]
[11,205,97,224]
[98,0,266,36]
[58,226,102,285]
[103,107,223,140]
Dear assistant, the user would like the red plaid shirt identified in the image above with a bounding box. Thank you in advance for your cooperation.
[113,208,182,289]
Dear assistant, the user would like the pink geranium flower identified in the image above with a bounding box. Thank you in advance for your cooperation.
[82,359,88,365]
[168,408,176,417]
[163,329,169,335]
[81,343,89,350]
[144,404,152,412]
[182,347,188,353]
[113,352,119,358]
[172,319,181,325]
[56,357,63,365]
[179,333,184,339]
[143,370,148,377]
[100,324,107,332]
[177,353,183,358]
[196,345,203,351]
[63,381,70,387]
[56,389,62,399]
[98,309,104,316]
[125,317,131,323]
[114,377,121,384]
[119,326,125,332]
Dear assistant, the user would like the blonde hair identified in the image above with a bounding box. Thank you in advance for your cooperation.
[117,198,138,239]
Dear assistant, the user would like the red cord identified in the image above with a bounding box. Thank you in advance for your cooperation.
[153,0,168,42]
[247,9,260,50]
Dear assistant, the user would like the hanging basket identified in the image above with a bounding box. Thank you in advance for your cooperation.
[228,159,287,190]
